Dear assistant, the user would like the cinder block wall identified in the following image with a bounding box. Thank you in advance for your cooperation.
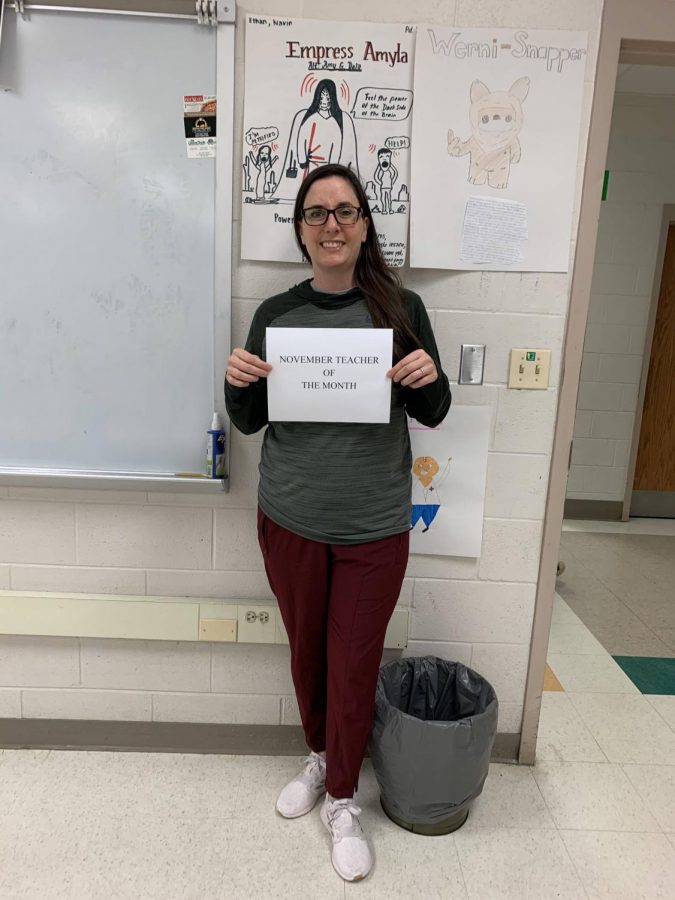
[0,0,602,736]
[567,90,675,503]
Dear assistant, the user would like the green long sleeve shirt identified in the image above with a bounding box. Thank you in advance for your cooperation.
[225,280,451,544]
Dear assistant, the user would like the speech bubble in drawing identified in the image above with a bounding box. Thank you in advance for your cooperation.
[351,88,413,121]
[384,135,410,150]
[245,126,279,146]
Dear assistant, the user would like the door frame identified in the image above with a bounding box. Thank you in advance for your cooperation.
[622,206,675,519]
[519,0,675,765]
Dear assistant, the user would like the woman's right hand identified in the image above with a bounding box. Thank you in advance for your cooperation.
[225,348,272,388]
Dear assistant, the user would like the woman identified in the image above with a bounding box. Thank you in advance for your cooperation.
[225,164,450,882]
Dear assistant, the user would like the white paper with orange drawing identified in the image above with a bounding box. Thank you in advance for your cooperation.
[409,405,490,557]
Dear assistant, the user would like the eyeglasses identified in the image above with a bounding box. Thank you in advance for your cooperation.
[300,205,362,226]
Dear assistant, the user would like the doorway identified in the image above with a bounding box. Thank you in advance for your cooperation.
[554,57,675,697]
[630,218,675,517]
[520,1,675,766]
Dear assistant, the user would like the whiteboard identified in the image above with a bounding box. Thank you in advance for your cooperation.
[0,10,230,479]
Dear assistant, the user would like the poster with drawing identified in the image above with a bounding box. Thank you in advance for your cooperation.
[242,16,416,267]
[410,28,588,272]
[409,406,491,558]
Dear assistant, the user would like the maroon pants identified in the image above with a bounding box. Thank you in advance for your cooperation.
[257,509,409,799]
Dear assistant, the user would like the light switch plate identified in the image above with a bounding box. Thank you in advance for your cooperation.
[459,344,485,385]
[508,349,551,389]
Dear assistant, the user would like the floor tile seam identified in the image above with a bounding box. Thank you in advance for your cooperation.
[525,762,565,831]
[447,830,471,898]
[556,555,614,587]
[553,823,665,834]
[461,824,574,832]
[620,763,674,833]
[535,758,664,834]
[643,696,675,734]
[547,651,631,674]
[531,765,663,835]
[614,606,675,645]
[564,683,675,713]
[549,822,592,899]
[591,576,665,630]
[559,582,667,659]
[552,677,639,696]
[557,826,670,836]
[4,806,248,825]
[545,663,641,692]
[547,687,639,695]
[535,717,610,765]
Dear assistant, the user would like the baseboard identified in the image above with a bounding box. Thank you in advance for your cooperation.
[0,719,309,755]
[630,491,675,518]
[563,499,623,521]
[0,719,520,763]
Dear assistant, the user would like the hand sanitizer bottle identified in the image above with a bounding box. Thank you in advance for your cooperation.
[207,413,226,479]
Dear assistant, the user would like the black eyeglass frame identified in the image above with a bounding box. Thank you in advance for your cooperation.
[299,205,364,226]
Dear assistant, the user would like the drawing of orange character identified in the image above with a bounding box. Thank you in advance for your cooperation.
[411,455,452,532]
[447,77,530,189]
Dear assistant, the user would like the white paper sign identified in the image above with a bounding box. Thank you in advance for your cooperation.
[409,406,491,558]
[266,328,393,423]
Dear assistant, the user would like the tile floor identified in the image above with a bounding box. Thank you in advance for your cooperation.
[1,520,674,898]
[558,519,675,659]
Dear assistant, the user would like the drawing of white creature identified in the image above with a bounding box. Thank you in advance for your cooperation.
[410,455,452,533]
[447,77,530,189]
[373,148,398,214]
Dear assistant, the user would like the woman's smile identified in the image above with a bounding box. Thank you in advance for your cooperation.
[298,175,368,290]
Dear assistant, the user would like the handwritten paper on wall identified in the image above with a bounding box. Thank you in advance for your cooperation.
[460,197,528,265]
[411,27,588,272]
[241,16,416,267]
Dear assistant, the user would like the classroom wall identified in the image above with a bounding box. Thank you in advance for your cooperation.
[0,0,602,735]
[567,89,675,503]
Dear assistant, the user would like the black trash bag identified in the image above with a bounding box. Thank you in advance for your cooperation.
[369,656,498,827]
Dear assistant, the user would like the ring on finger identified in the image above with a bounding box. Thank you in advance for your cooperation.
[419,366,425,377]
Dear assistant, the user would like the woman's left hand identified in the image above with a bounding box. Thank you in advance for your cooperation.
[387,350,438,389]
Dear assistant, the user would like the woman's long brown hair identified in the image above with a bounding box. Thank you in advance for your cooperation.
[293,164,421,360]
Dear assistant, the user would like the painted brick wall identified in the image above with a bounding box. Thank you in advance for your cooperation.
[0,0,602,734]
[568,91,675,502]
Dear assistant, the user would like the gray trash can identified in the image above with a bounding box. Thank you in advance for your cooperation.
[369,656,498,835]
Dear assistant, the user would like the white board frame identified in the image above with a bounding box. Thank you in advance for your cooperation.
[0,3,236,491]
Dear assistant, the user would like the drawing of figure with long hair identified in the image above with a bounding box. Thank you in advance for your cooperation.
[246,144,278,200]
[296,79,358,175]
[272,78,359,201]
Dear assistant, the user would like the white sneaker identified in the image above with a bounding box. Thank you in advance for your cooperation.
[320,794,373,882]
[275,752,326,818]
